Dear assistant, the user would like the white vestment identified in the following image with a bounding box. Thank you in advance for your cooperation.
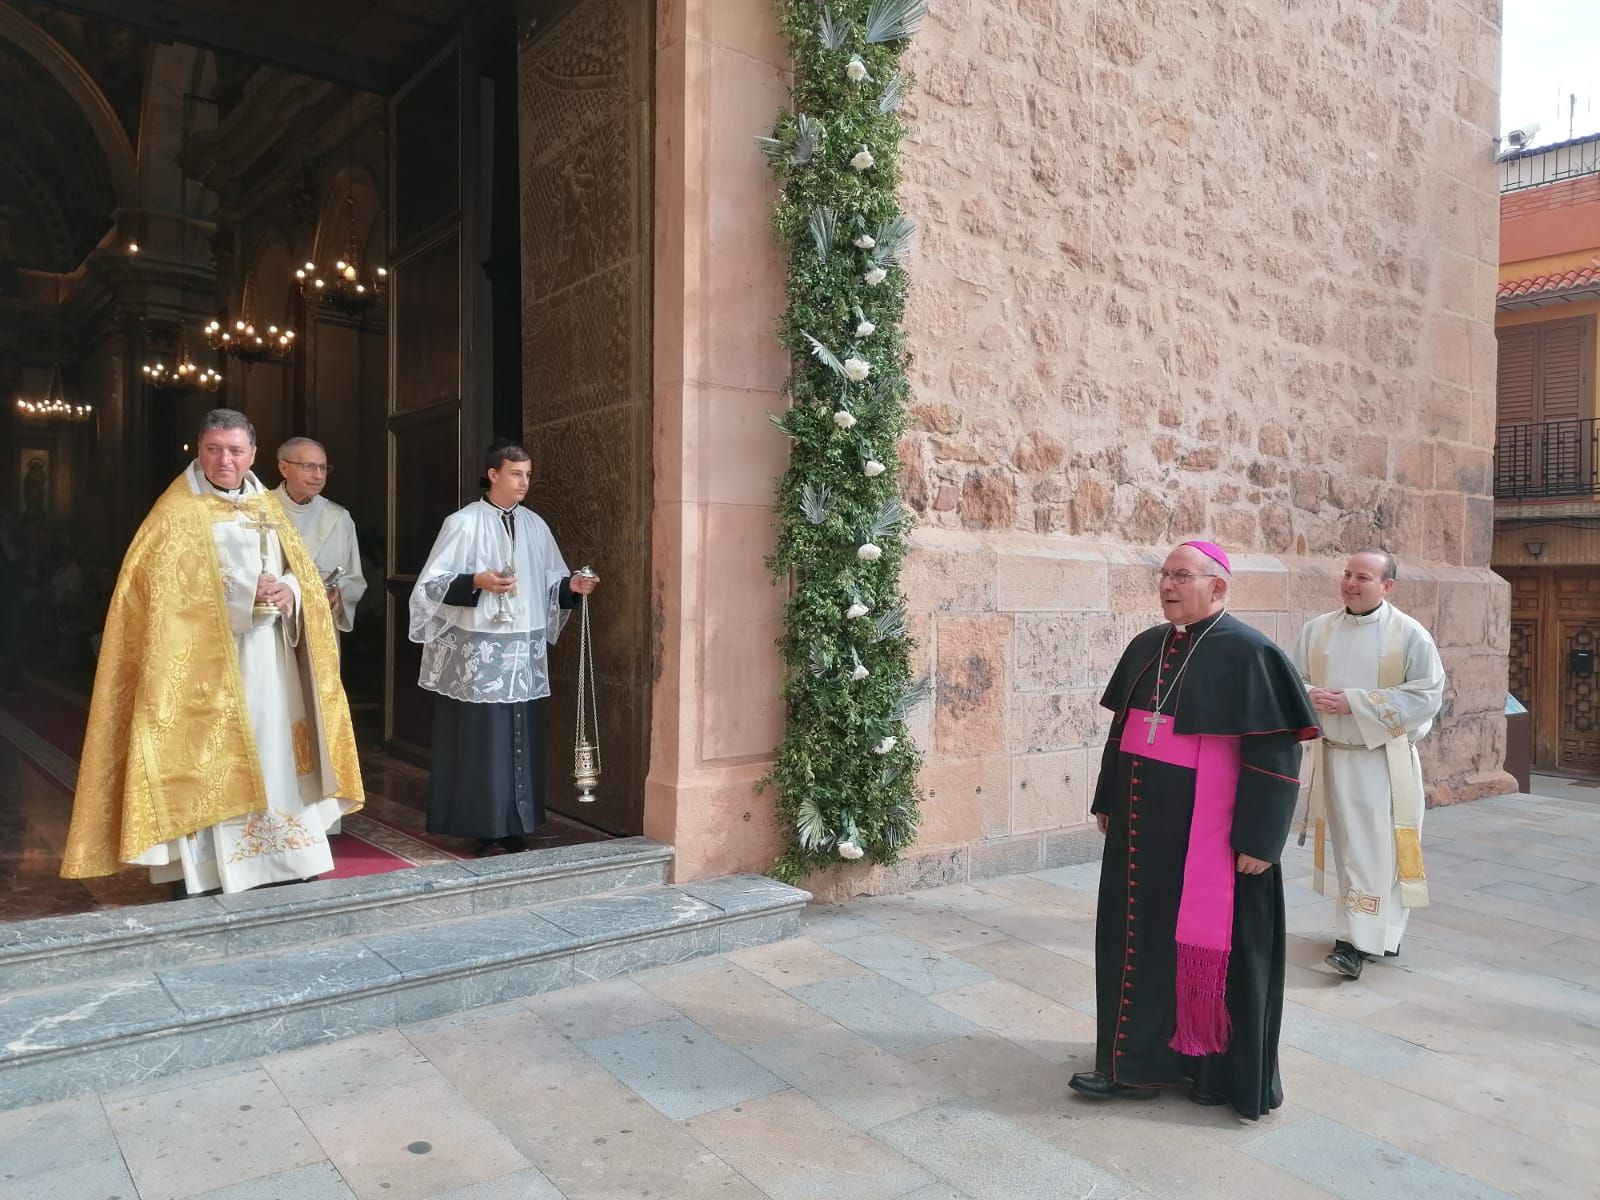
[274,485,367,633]
[1291,602,1445,955]
[409,499,570,703]
[134,464,351,893]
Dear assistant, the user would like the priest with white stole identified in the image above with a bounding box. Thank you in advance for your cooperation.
[60,408,363,894]
[410,439,599,856]
[1291,548,1445,980]
[273,437,366,633]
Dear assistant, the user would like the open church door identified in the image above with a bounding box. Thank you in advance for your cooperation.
[383,38,491,756]
[517,0,653,836]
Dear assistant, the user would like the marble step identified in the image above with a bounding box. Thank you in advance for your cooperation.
[0,873,809,1110]
[0,838,673,995]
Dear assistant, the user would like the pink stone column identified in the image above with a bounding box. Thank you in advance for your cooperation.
[649,0,790,880]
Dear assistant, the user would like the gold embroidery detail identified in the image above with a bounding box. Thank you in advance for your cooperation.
[227,809,320,861]
[292,721,314,776]
[1365,688,1404,740]
[1395,827,1426,881]
[1341,888,1381,915]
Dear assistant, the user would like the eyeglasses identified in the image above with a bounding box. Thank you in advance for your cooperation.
[281,461,328,474]
[1153,570,1218,586]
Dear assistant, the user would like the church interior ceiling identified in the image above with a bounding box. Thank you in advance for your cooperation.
[0,32,118,274]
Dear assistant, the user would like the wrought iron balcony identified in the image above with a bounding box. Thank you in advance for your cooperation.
[1494,418,1599,499]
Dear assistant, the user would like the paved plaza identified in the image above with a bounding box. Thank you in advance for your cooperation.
[1,785,1596,1200]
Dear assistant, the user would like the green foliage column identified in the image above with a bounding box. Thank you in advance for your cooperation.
[760,1,929,883]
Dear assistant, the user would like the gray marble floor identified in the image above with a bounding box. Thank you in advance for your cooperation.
[2,788,1596,1200]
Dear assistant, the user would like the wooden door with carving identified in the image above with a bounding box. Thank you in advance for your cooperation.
[517,0,653,834]
[1504,566,1600,775]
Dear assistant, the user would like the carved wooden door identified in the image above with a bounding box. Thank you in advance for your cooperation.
[517,0,652,834]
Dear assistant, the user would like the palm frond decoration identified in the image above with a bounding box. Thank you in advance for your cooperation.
[755,133,789,166]
[864,0,928,44]
[879,801,917,850]
[769,411,799,439]
[879,761,905,789]
[817,5,850,50]
[808,642,838,676]
[793,114,825,164]
[802,332,848,378]
[808,207,839,258]
[871,215,918,266]
[889,675,932,722]
[800,480,835,524]
[864,496,907,541]
[795,797,833,849]
[878,72,909,113]
[871,603,908,642]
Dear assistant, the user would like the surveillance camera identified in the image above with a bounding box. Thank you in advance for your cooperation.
[1505,123,1541,149]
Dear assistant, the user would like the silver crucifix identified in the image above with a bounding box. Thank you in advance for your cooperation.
[1142,711,1169,744]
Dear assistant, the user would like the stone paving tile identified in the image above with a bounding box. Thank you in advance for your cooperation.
[875,1099,1139,1200]
[743,1023,956,1131]
[576,1015,786,1120]
[828,930,994,995]
[184,1162,357,1200]
[1244,1112,1517,1200]
[522,975,680,1040]
[104,1067,323,1200]
[0,1154,141,1200]
[261,1028,440,1109]
[930,978,1094,1064]
[952,934,1097,1006]
[726,935,873,990]
[0,1093,116,1182]
[844,897,1007,951]
[426,1167,565,1199]
[639,959,836,1046]
[687,1088,934,1199]
[1278,999,1436,1077]
[788,974,979,1055]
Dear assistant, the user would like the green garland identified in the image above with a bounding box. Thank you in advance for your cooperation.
[761,0,928,884]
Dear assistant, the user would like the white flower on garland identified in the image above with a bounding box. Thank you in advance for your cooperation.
[864,266,888,286]
[851,662,870,681]
[855,319,876,337]
[854,233,876,249]
[833,409,858,429]
[873,736,897,755]
[863,459,887,478]
[857,542,882,561]
[837,839,866,860]
[845,56,869,82]
[843,357,871,382]
[846,602,870,619]
[850,146,875,171]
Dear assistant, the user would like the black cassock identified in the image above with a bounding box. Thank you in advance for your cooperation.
[426,576,577,839]
[1089,610,1317,1119]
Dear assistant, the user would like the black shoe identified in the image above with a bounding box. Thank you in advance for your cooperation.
[1384,945,1400,958]
[1068,1072,1159,1100]
[1188,1086,1229,1107]
[500,835,529,853]
[1325,943,1365,979]
[475,838,508,857]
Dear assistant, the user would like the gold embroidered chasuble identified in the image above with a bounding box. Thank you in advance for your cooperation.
[61,471,363,879]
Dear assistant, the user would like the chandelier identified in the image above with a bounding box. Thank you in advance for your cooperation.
[143,329,223,391]
[205,314,296,365]
[15,363,92,421]
[296,198,385,315]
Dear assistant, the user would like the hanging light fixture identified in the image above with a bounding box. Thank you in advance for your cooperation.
[205,311,297,364]
[14,363,93,422]
[295,100,385,315]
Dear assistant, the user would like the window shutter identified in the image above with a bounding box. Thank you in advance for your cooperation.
[1540,321,1587,421]
[1496,327,1537,424]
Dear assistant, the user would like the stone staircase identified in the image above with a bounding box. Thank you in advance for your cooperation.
[0,839,808,1110]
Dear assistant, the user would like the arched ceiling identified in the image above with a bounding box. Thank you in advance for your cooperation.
[0,34,117,273]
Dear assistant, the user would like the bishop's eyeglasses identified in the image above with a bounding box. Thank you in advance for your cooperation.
[281,460,329,474]
[1153,569,1218,586]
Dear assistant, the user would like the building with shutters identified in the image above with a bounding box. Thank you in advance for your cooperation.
[1493,132,1600,775]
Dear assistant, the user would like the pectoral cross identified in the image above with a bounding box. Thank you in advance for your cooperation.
[239,506,282,573]
[1142,710,1169,744]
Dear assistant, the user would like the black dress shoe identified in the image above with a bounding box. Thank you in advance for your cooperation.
[1325,943,1365,979]
[474,838,508,857]
[500,835,530,853]
[1068,1072,1159,1100]
[1188,1086,1229,1107]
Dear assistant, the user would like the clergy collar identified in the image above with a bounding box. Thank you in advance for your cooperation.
[1170,609,1226,636]
[1345,600,1387,624]
[277,484,318,509]
[482,496,519,516]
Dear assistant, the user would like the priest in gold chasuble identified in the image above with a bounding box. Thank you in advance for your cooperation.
[61,409,363,894]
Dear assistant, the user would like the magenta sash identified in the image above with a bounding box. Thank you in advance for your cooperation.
[1121,709,1242,1056]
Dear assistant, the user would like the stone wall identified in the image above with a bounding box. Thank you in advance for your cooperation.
[807,0,1512,896]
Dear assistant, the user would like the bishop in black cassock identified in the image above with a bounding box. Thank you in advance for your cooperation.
[1069,541,1317,1120]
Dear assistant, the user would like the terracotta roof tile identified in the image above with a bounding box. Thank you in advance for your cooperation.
[1498,261,1600,301]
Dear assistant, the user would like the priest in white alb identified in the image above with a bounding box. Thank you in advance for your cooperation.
[410,440,598,856]
[1291,548,1445,979]
[62,408,363,894]
[273,436,366,633]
